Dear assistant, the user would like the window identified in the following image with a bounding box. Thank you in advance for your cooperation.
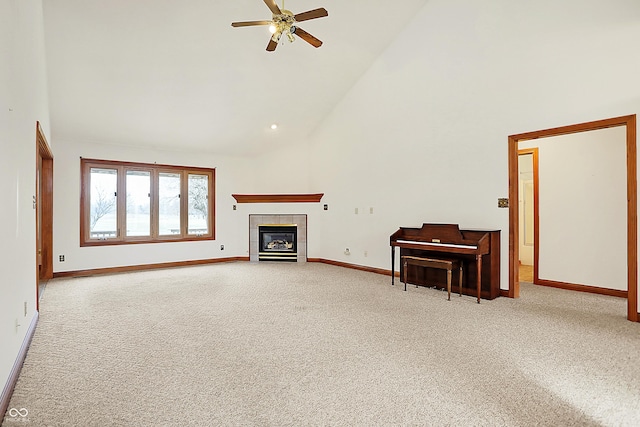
[81,159,215,246]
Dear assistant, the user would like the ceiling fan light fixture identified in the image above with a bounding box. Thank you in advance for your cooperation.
[286,31,295,43]
[231,1,328,51]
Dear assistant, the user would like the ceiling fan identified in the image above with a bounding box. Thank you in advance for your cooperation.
[231,0,328,52]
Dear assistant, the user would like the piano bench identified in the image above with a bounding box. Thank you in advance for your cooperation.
[401,256,463,301]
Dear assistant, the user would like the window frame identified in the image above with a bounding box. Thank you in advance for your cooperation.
[80,158,215,246]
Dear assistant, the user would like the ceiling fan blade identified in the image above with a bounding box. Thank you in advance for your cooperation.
[263,0,282,15]
[231,20,272,27]
[266,38,278,52]
[294,8,328,23]
[293,27,323,48]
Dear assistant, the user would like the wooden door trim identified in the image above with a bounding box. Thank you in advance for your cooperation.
[508,115,638,322]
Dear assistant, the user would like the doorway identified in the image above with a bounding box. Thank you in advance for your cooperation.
[517,148,538,284]
[508,115,638,322]
[36,121,53,311]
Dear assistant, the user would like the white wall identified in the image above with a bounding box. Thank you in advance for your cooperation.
[521,127,627,290]
[305,0,640,301]
[241,141,311,194]
[0,0,50,399]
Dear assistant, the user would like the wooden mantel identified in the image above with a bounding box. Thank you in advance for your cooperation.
[231,193,324,204]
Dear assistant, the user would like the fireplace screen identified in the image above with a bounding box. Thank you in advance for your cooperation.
[258,225,297,261]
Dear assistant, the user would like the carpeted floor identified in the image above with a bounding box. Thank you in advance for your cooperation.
[3,262,639,426]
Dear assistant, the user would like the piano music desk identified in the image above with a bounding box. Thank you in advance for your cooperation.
[401,256,463,300]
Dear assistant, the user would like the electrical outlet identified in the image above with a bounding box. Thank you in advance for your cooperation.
[59,255,65,262]
[498,198,509,208]
[220,244,224,250]
[344,248,350,255]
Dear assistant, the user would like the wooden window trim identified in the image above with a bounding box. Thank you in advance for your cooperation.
[80,158,215,246]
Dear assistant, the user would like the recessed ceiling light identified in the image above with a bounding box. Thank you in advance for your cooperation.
[270,124,278,130]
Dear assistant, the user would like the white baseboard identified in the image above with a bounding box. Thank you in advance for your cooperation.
[0,311,39,418]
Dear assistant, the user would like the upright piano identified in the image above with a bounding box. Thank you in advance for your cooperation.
[390,223,500,301]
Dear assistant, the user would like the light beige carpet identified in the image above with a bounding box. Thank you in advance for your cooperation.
[3,262,639,426]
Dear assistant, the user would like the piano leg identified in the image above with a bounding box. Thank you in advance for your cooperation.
[447,269,452,301]
[476,255,482,304]
[403,259,407,291]
[391,247,395,286]
[459,264,463,297]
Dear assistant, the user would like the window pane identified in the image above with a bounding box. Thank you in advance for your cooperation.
[89,168,117,238]
[158,172,181,235]
[126,170,150,237]
[188,174,209,235]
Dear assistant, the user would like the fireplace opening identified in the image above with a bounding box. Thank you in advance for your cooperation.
[258,224,297,262]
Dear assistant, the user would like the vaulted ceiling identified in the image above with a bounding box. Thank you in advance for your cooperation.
[43,0,430,156]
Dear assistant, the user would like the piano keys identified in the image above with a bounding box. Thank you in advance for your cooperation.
[390,223,501,302]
